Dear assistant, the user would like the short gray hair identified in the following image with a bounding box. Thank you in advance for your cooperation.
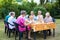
[46,12,50,16]
[9,12,11,15]
[20,10,26,14]
[9,12,15,16]
[9,12,15,15]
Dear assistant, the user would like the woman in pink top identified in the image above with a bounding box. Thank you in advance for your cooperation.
[16,10,31,40]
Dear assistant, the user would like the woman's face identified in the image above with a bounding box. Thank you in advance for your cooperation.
[46,13,50,17]
[38,11,41,15]
[31,11,34,15]
[22,13,26,17]
[13,13,15,17]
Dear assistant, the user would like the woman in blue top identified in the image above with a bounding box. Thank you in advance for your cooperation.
[30,11,37,20]
[4,12,11,33]
[5,12,12,22]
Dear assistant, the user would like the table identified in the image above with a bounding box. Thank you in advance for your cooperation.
[30,22,56,40]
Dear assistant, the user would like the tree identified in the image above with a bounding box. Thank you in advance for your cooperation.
[16,0,22,2]
[57,0,60,7]
[40,0,45,5]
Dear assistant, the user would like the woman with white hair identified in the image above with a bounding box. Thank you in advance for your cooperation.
[44,12,53,36]
[8,12,16,37]
[5,12,11,22]
[44,12,53,23]
[4,12,13,33]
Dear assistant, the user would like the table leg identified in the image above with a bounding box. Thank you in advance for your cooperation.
[26,27,28,40]
[53,29,55,37]
[43,30,47,40]
[33,32,36,40]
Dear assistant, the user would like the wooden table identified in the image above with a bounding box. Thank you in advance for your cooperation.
[30,22,56,40]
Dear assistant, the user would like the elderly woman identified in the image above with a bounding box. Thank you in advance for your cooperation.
[16,10,32,40]
[5,12,11,22]
[8,12,16,29]
[8,12,16,37]
[44,12,53,36]
[4,12,11,33]
[44,12,53,23]
[30,11,37,20]
[29,15,35,24]
[37,10,44,23]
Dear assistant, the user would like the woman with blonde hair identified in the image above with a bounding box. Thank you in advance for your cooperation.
[30,11,37,20]
[29,15,35,24]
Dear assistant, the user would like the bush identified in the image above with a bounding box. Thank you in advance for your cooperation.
[0,7,7,19]
[54,15,60,19]
[0,0,60,19]
[0,0,37,19]
[44,2,52,12]
[33,6,47,16]
[44,2,60,18]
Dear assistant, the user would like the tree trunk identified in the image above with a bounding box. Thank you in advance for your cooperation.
[40,0,45,5]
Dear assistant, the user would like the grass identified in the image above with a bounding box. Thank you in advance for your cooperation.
[0,19,60,40]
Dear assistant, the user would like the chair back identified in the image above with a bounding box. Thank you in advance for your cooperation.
[52,18,55,22]
[4,20,9,27]
[13,22,19,31]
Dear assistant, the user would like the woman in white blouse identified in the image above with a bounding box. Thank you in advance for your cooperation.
[8,12,16,29]
[37,10,44,23]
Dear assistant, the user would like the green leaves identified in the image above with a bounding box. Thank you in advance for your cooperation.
[33,6,47,16]
[16,0,22,2]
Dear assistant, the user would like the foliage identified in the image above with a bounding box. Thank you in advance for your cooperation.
[44,2,52,12]
[44,2,60,18]
[33,6,47,16]
[0,0,60,19]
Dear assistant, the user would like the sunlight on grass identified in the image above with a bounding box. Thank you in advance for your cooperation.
[56,19,60,24]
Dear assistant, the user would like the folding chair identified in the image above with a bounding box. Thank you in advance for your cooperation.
[13,22,28,40]
[7,22,15,38]
[4,20,9,36]
[4,21,7,33]
[13,22,19,40]
[52,18,55,37]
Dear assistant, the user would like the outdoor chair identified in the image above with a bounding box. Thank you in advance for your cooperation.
[13,22,28,40]
[13,22,19,40]
[7,22,15,38]
[4,20,9,36]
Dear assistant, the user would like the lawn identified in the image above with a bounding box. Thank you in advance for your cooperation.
[0,19,60,40]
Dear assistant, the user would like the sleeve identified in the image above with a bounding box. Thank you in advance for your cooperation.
[20,18,25,24]
[41,15,44,20]
[37,16,38,20]
[41,15,44,23]
[47,17,53,22]
[34,16,37,20]
[5,16,8,22]
[13,18,16,22]
[50,17,53,22]
[8,18,10,23]
[44,17,46,22]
